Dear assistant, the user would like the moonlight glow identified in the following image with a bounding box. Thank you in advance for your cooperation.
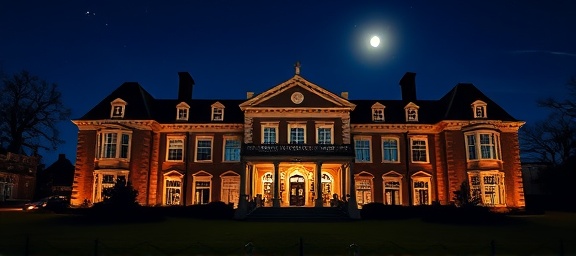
[370,36,380,47]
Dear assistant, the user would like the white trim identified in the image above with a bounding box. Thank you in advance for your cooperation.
[96,130,132,160]
[261,122,279,144]
[176,102,190,121]
[464,130,502,161]
[467,170,506,207]
[192,171,213,205]
[315,122,334,144]
[288,122,307,144]
[409,136,429,163]
[194,136,214,162]
[411,171,432,205]
[381,136,400,163]
[382,171,403,205]
[211,102,225,121]
[404,102,420,122]
[110,98,127,118]
[371,102,386,122]
[166,135,185,162]
[353,136,372,163]
[92,170,130,203]
[222,136,241,162]
[471,100,488,119]
[162,170,184,206]
[220,171,240,208]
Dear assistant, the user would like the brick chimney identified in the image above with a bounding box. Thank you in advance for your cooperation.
[399,72,417,102]
[178,72,195,101]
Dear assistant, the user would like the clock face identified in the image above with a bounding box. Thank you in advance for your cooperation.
[291,92,304,104]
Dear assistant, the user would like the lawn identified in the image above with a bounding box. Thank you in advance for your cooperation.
[0,211,575,255]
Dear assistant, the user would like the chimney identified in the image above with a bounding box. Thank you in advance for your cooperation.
[177,72,195,101]
[399,72,417,102]
[247,92,254,99]
[340,92,348,99]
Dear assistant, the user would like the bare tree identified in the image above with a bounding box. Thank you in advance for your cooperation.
[520,112,576,166]
[539,76,576,118]
[0,70,71,154]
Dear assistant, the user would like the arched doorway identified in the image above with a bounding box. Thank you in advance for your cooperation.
[289,175,305,206]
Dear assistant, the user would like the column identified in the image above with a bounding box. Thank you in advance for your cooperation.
[340,163,347,199]
[233,162,249,219]
[248,164,253,198]
[272,161,281,207]
[315,161,324,207]
[347,161,360,219]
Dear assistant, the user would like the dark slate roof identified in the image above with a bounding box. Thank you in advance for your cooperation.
[42,154,75,186]
[80,82,155,120]
[438,83,517,121]
[77,80,518,124]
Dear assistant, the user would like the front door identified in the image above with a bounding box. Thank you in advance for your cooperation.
[290,182,305,206]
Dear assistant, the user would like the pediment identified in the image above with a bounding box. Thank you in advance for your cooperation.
[239,75,356,110]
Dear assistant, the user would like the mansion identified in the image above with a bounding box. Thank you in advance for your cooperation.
[71,63,525,218]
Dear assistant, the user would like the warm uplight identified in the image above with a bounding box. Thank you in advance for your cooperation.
[370,36,380,47]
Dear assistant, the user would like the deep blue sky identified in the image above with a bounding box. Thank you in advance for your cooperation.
[1,1,575,165]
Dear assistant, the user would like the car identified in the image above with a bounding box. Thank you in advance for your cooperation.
[22,196,70,211]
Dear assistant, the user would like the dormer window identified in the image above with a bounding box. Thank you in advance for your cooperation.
[404,102,419,122]
[211,102,225,121]
[371,102,385,122]
[471,100,487,118]
[110,98,127,118]
[176,102,190,121]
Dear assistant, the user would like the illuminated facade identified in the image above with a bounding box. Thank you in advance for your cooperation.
[71,64,526,218]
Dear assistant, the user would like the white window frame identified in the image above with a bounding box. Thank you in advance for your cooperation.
[371,102,386,122]
[404,102,420,122]
[223,136,241,162]
[288,122,306,144]
[382,171,403,205]
[261,122,279,144]
[354,172,374,208]
[176,102,190,121]
[96,130,132,160]
[471,100,488,119]
[92,170,129,203]
[464,131,502,161]
[411,171,432,205]
[166,135,185,162]
[163,170,184,206]
[195,136,213,162]
[220,171,240,208]
[192,172,212,205]
[468,171,506,207]
[315,122,334,144]
[381,137,400,163]
[211,101,225,121]
[410,136,429,163]
[354,136,372,163]
[110,98,127,118]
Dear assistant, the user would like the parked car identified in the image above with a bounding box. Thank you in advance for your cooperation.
[22,196,69,211]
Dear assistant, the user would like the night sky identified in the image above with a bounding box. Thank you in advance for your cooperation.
[1,1,575,165]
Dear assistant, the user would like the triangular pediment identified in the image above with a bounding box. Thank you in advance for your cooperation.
[239,75,356,110]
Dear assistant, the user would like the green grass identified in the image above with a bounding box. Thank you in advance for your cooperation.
[0,211,575,255]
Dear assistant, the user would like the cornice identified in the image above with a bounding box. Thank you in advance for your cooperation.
[72,120,161,131]
[160,123,244,133]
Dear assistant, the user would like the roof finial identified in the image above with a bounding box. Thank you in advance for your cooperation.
[294,61,301,75]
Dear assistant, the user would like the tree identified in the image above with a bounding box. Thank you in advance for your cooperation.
[0,70,71,154]
[452,181,481,207]
[102,179,139,208]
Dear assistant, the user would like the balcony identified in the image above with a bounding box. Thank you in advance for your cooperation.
[242,144,354,157]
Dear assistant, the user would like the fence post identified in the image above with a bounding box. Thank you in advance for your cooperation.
[490,240,496,256]
[349,243,359,256]
[24,234,29,256]
[244,242,254,256]
[299,237,303,256]
[94,238,98,256]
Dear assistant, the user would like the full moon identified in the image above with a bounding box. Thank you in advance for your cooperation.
[370,36,380,47]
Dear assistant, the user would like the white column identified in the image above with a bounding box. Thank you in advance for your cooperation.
[273,161,281,207]
[233,162,248,219]
[315,161,324,207]
[347,161,361,219]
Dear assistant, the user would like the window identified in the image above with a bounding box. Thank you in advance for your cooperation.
[471,100,487,118]
[410,137,428,163]
[221,172,240,208]
[382,137,399,162]
[223,137,241,162]
[261,123,278,144]
[355,172,374,208]
[176,102,190,121]
[468,171,506,206]
[97,131,131,159]
[211,101,225,121]
[166,136,185,162]
[354,136,371,162]
[371,102,386,122]
[110,98,127,118]
[163,171,184,206]
[464,131,501,161]
[92,171,129,203]
[404,102,419,122]
[195,136,213,162]
[383,172,403,205]
[289,123,306,144]
[316,123,333,144]
[411,172,432,205]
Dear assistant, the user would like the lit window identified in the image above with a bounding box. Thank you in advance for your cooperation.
[92,171,129,203]
[163,171,183,206]
[176,102,190,121]
[223,137,241,162]
[411,172,432,205]
[355,172,374,208]
[404,102,419,122]
[382,137,399,162]
[471,100,488,118]
[316,123,333,144]
[211,102,225,121]
[195,137,213,162]
[354,137,371,162]
[166,136,185,162]
[371,102,386,122]
[261,123,278,144]
[289,123,306,144]
[468,171,506,206]
[221,172,240,208]
[464,131,501,161]
[410,137,428,163]
[97,131,131,159]
[110,98,127,118]
[383,172,403,205]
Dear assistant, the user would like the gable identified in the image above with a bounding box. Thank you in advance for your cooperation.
[239,75,355,110]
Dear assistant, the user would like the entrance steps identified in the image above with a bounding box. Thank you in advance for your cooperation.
[243,206,352,222]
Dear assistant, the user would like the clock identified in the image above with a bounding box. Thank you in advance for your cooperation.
[291,92,304,104]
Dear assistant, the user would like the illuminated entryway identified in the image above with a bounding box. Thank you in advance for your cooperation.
[289,175,305,206]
